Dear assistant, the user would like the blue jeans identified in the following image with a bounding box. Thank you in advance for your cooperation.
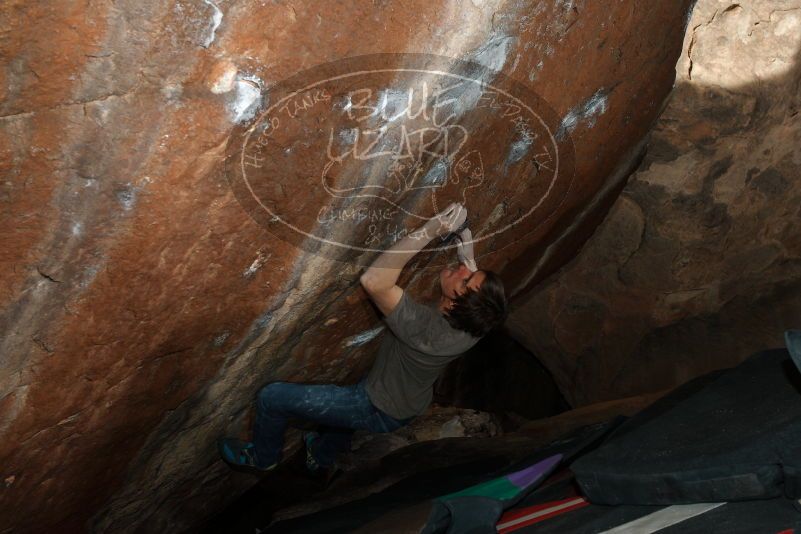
[253,378,413,468]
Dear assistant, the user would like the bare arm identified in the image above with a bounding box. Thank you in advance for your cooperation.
[360,203,466,315]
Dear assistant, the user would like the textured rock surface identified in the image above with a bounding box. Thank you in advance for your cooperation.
[0,1,691,532]
[340,406,502,472]
[508,0,801,406]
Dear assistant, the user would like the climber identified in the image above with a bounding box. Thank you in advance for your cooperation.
[218,202,509,479]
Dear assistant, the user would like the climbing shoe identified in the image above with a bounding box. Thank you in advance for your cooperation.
[217,438,277,475]
[302,432,342,487]
[303,431,322,473]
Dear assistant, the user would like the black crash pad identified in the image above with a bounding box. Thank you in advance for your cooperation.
[573,344,801,505]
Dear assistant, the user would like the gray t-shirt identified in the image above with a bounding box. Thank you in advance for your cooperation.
[364,290,481,420]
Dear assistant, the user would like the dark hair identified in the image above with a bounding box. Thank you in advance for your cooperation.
[443,270,509,338]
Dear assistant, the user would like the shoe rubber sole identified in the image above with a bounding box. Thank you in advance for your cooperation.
[217,438,277,476]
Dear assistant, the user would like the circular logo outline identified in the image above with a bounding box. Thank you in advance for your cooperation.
[229,53,575,260]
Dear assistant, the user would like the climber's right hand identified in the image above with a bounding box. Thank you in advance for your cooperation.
[425,202,468,238]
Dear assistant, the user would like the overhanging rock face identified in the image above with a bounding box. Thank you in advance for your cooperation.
[0,1,692,532]
[508,0,801,407]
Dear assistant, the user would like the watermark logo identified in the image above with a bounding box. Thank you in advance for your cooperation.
[226,53,574,267]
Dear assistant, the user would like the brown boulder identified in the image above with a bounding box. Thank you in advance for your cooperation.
[508,0,801,406]
[0,0,691,531]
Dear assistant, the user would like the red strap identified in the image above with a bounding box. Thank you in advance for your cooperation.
[496,497,589,533]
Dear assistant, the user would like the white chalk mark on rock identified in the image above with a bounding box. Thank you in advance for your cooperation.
[213,331,230,346]
[338,127,358,146]
[243,251,271,278]
[469,33,515,72]
[557,88,609,139]
[374,88,411,123]
[344,325,385,347]
[230,76,263,124]
[506,122,536,167]
[202,0,223,48]
[421,159,449,186]
[115,184,137,211]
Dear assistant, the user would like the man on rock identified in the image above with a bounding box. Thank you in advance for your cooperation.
[219,202,509,478]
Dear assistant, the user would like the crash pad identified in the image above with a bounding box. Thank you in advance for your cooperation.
[421,419,621,534]
[573,336,801,505]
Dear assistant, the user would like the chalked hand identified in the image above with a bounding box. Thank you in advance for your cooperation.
[426,202,468,238]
